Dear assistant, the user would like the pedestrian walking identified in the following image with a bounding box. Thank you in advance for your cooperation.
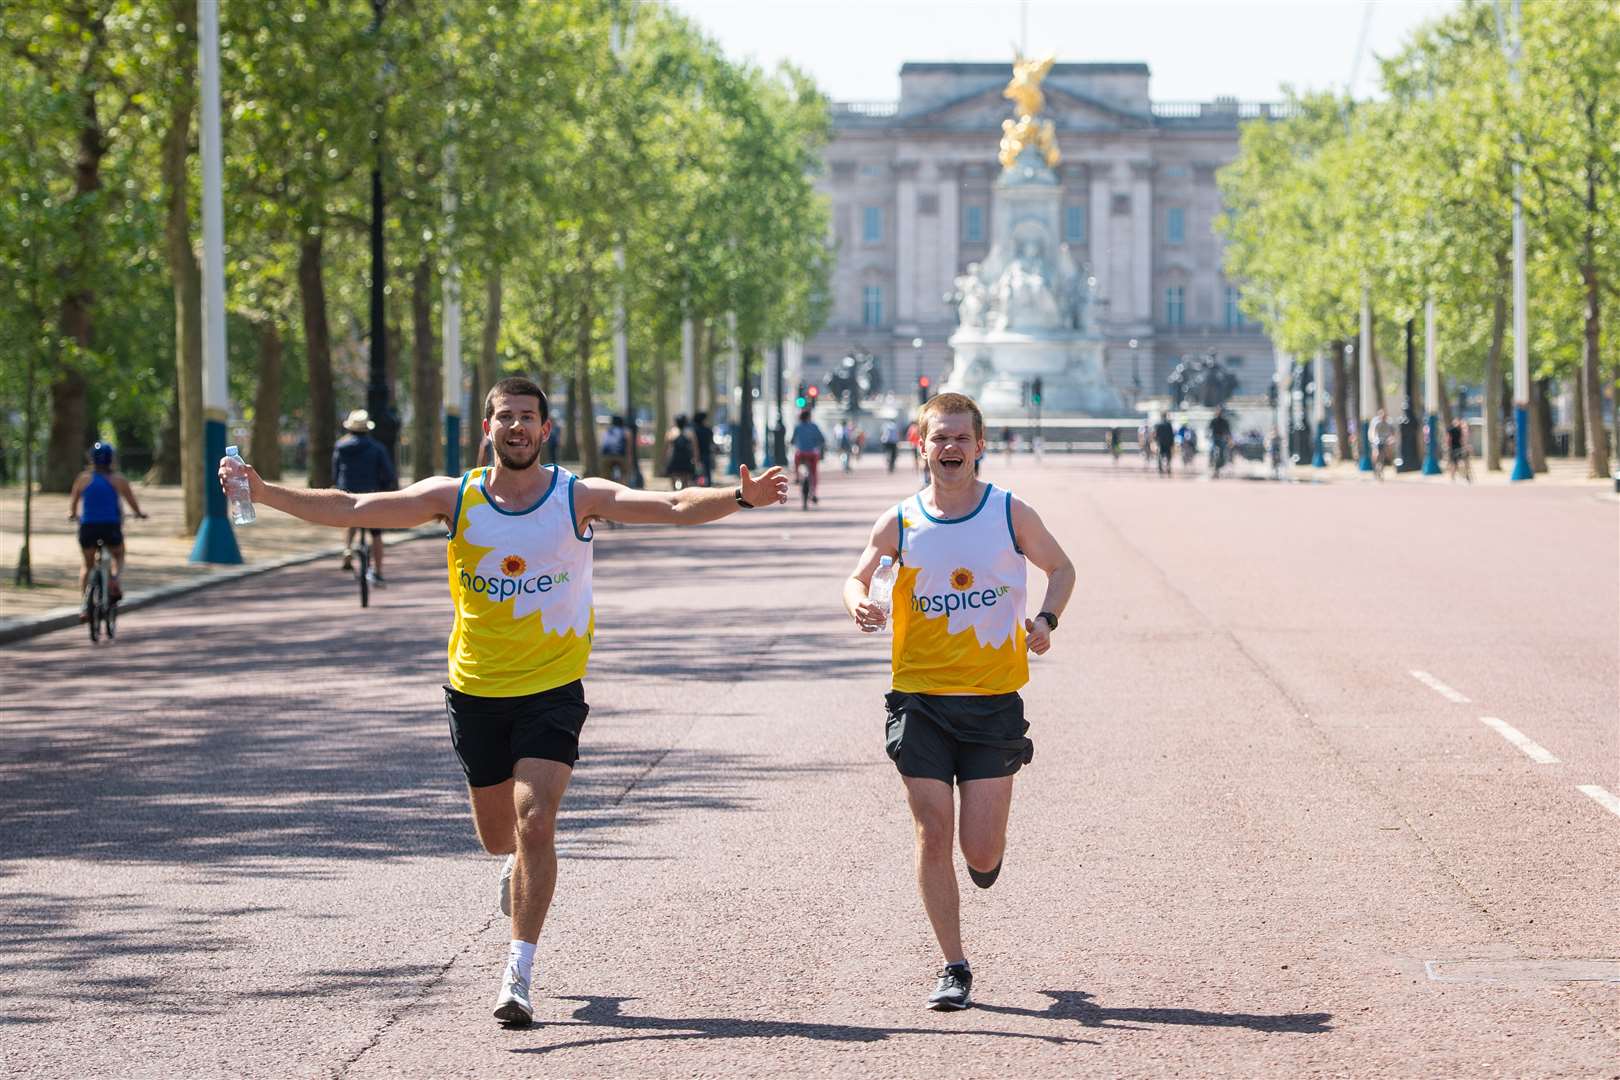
[1267,426,1285,480]
[334,409,398,584]
[842,392,1074,1012]
[1137,421,1152,472]
[1105,426,1121,466]
[600,416,629,483]
[692,411,716,486]
[217,376,788,1027]
[664,415,697,490]
[1447,417,1473,483]
[1369,408,1396,480]
[880,418,901,474]
[1153,412,1175,477]
[1002,426,1016,468]
[907,421,922,473]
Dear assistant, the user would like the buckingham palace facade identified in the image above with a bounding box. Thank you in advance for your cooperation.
[804,61,1286,410]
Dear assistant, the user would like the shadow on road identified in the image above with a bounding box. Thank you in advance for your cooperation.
[976,990,1334,1033]
[507,995,1100,1055]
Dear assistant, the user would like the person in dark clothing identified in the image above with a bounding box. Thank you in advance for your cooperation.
[1153,413,1176,477]
[333,409,398,582]
[665,415,697,490]
[692,411,716,486]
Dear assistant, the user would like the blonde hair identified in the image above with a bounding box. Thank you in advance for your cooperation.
[916,392,984,443]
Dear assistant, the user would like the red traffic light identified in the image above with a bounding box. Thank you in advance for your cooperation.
[918,376,930,388]
[807,385,819,398]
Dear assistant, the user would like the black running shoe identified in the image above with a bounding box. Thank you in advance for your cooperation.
[967,858,1002,890]
[927,963,972,1011]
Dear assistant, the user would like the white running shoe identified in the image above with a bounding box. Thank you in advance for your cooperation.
[493,965,533,1025]
[497,853,515,916]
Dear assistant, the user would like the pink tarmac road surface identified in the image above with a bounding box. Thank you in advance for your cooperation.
[1,459,1615,1078]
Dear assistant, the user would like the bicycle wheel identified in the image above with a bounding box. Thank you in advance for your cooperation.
[86,573,103,643]
[105,596,117,640]
[356,537,370,607]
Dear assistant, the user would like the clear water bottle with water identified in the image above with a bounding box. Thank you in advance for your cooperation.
[224,446,256,525]
[867,555,897,632]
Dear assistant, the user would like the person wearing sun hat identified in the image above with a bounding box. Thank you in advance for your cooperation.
[841,391,1075,1012]
[219,376,788,1028]
[332,409,398,583]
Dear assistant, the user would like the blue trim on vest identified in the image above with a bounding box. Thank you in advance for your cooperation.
[479,464,558,516]
[913,482,993,525]
[447,470,476,540]
[895,501,907,564]
[568,475,593,542]
[1004,490,1023,555]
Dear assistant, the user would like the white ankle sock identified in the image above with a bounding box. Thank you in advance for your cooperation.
[508,940,536,982]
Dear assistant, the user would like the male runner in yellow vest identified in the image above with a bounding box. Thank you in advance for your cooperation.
[219,376,787,1026]
[842,392,1075,1011]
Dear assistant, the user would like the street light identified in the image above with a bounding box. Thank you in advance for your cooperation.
[1493,0,1534,482]
[1128,337,1140,410]
[610,4,642,486]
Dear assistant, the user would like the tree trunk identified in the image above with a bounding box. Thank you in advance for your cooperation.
[152,396,181,484]
[411,254,440,479]
[653,346,669,476]
[1483,272,1508,472]
[163,0,204,531]
[1329,339,1353,464]
[1367,303,1387,413]
[252,319,284,480]
[575,295,599,477]
[1528,377,1548,473]
[699,319,716,415]
[1571,373,1586,458]
[15,337,40,586]
[561,375,580,464]
[480,265,502,395]
[299,229,335,487]
[1580,262,1611,478]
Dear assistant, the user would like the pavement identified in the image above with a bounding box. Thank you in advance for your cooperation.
[0,455,1615,1078]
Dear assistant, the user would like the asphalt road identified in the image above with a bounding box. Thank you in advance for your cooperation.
[2,458,1615,1078]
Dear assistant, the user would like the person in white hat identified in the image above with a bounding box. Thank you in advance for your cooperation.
[333,409,397,582]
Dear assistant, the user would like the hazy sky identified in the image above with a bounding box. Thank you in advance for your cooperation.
[669,0,1460,103]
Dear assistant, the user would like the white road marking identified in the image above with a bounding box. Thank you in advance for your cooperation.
[1577,785,1620,819]
[1410,670,1470,703]
[1478,716,1560,765]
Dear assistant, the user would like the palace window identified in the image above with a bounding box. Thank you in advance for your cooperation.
[1225,286,1245,328]
[862,206,883,244]
[963,205,985,243]
[1065,204,1086,244]
[1167,207,1186,245]
[862,286,884,327]
[1166,286,1186,328]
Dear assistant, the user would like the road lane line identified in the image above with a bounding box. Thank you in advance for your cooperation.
[1577,785,1620,818]
[1478,716,1560,764]
[1410,670,1471,703]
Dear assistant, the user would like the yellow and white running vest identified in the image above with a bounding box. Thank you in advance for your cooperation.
[446,466,594,697]
[892,483,1028,695]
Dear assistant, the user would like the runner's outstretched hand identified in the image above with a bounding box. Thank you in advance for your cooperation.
[1024,617,1052,655]
[217,454,265,500]
[738,464,789,507]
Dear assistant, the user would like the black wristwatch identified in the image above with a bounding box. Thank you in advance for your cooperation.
[734,487,755,509]
[1036,610,1058,632]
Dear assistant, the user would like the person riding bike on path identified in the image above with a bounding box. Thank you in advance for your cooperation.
[791,408,826,504]
[1368,408,1396,480]
[842,392,1075,1012]
[1153,412,1176,476]
[334,409,398,583]
[1206,407,1233,478]
[218,376,788,1028]
[68,441,147,614]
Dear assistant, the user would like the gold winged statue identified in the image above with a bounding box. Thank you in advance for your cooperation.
[999,51,1062,170]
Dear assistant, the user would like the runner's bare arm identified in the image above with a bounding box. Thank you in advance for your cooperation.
[217,457,460,529]
[573,465,787,528]
[1011,496,1074,655]
[843,507,900,630]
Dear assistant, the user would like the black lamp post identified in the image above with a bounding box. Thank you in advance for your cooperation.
[366,0,398,468]
[1397,317,1421,471]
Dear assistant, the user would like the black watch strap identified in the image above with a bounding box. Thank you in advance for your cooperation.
[1036,610,1058,631]
[734,487,755,509]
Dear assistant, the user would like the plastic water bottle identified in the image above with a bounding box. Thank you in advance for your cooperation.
[224,446,256,525]
[867,555,897,631]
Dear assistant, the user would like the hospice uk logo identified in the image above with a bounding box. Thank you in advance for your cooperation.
[461,554,570,603]
[912,568,1009,615]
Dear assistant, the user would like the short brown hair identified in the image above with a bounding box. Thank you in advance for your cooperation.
[484,376,548,422]
[917,392,984,443]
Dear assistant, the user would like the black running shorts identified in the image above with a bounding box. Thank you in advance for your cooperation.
[78,522,123,549]
[444,680,590,788]
[884,690,1033,785]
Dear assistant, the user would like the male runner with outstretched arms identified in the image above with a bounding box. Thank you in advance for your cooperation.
[842,392,1074,1011]
[219,376,787,1026]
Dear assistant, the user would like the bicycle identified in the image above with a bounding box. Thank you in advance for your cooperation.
[83,541,117,643]
[797,460,813,510]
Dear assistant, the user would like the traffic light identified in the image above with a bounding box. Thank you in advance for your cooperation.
[806,384,819,410]
[917,374,930,405]
[795,382,808,409]
[1030,377,1043,407]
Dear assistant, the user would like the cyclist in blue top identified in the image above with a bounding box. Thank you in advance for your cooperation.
[67,441,147,608]
[333,409,398,583]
